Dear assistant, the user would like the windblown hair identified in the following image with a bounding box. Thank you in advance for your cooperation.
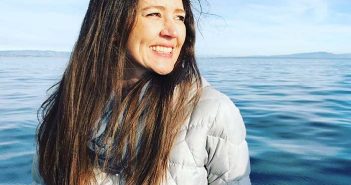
[37,0,202,184]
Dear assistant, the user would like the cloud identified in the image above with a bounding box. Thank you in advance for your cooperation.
[1,0,350,55]
[0,0,88,50]
[196,0,351,56]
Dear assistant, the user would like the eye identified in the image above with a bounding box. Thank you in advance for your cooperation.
[146,12,161,17]
[176,15,185,22]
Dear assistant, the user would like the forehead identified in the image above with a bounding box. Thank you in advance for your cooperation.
[137,0,184,10]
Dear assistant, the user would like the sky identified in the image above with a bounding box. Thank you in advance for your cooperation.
[0,0,351,56]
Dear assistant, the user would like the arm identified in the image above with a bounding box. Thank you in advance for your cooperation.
[206,96,251,185]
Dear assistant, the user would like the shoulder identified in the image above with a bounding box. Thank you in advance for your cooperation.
[198,77,235,106]
[198,77,241,114]
[194,86,234,123]
[195,77,234,112]
[198,79,250,184]
[190,78,246,141]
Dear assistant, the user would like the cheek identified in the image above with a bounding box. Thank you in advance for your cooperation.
[127,20,144,53]
[127,26,138,51]
[132,23,159,49]
[126,36,137,58]
[179,25,186,47]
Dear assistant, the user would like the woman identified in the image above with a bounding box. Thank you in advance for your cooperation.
[32,0,251,184]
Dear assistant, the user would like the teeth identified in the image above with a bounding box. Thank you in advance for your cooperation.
[152,46,173,53]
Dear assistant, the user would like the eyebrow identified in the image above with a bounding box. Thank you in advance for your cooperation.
[141,6,185,14]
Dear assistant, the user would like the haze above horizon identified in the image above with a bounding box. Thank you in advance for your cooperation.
[0,0,350,56]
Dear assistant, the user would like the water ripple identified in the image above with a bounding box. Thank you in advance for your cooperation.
[1,57,350,184]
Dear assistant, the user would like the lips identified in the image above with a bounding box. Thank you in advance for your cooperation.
[151,45,173,54]
[150,44,175,54]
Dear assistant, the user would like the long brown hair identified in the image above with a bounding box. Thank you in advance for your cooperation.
[37,0,202,184]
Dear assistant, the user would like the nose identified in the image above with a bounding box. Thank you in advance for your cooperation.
[160,19,178,38]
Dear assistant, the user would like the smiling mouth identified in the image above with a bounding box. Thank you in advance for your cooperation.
[151,46,174,54]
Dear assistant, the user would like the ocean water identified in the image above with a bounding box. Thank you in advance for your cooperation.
[0,56,350,185]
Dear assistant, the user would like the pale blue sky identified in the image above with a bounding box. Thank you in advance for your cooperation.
[1,0,350,56]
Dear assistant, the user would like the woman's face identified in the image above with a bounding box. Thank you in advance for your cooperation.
[126,0,186,77]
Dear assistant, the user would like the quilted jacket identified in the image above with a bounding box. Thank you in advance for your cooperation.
[32,78,251,185]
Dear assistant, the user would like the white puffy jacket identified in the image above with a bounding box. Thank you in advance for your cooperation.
[32,78,251,185]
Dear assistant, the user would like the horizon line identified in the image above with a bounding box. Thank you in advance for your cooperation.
[1,49,351,58]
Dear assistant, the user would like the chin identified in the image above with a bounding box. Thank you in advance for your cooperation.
[153,66,175,76]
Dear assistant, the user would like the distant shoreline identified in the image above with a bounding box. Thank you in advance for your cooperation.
[0,50,70,57]
[1,50,350,59]
[199,51,351,59]
[202,56,351,60]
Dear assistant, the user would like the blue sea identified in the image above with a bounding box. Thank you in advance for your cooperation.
[0,56,350,185]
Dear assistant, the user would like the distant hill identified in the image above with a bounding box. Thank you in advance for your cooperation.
[238,52,351,59]
[0,50,70,57]
[1,50,350,59]
[268,52,351,59]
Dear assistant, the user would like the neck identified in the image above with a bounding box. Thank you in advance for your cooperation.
[124,55,147,82]
[121,66,145,98]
